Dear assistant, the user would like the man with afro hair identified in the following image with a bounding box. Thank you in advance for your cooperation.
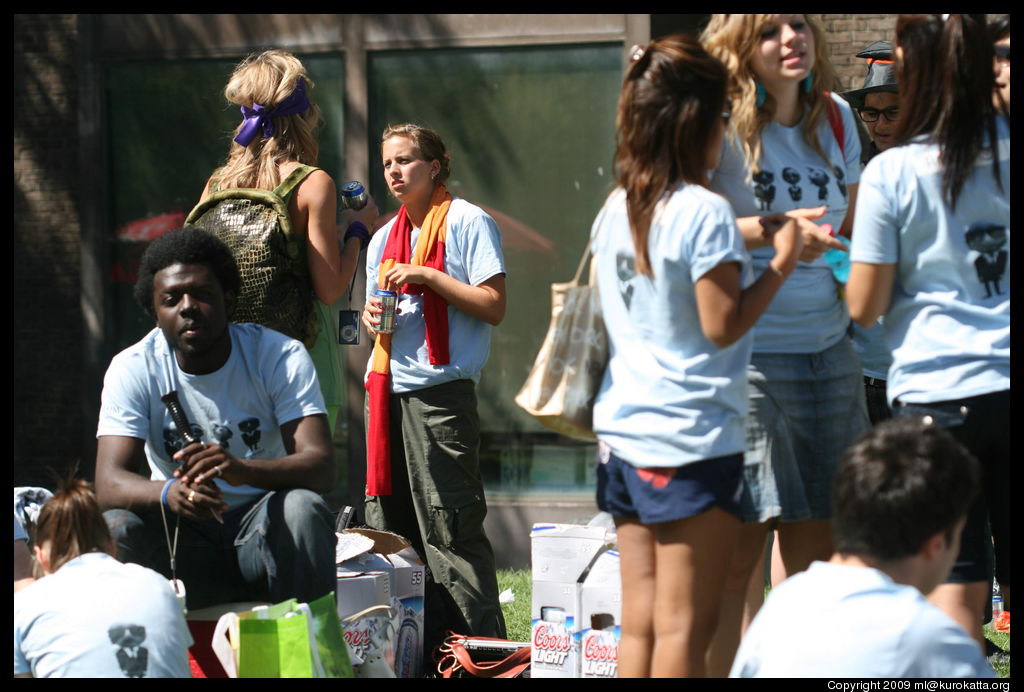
[97,226,337,609]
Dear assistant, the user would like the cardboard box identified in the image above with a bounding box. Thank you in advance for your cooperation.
[530,523,615,678]
[336,529,426,678]
[577,547,621,678]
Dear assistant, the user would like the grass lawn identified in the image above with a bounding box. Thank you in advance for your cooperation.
[496,569,1010,678]
[497,569,533,643]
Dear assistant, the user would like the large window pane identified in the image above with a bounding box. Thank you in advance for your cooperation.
[368,43,622,497]
[106,54,345,352]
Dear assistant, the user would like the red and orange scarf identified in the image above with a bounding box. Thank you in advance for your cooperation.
[365,185,452,496]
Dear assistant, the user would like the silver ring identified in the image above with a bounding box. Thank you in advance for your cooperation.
[188,490,196,503]
[214,465,223,478]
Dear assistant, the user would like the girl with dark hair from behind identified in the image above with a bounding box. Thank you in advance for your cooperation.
[14,479,192,678]
[847,14,1009,650]
[590,35,802,677]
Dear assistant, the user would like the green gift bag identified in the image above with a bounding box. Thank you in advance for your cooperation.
[213,593,353,678]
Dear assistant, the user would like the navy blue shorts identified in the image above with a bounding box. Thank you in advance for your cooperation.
[595,443,744,525]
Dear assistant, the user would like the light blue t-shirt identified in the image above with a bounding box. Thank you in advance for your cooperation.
[592,185,754,468]
[849,117,1010,404]
[364,197,506,393]
[731,561,994,678]
[14,553,193,678]
[97,324,327,511]
[710,93,862,353]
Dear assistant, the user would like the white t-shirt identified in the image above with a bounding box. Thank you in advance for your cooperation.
[14,553,193,678]
[710,93,862,353]
[592,185,754,468]
[364,197,506,393]
[731,561,995,678]
[97,323,327,511]
[849,117,1010,404]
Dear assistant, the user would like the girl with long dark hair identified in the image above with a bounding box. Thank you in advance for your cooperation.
[847,13,1009,648]
[591,35,802,677]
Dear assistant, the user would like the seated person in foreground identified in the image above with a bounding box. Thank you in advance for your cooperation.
[96,226,336,610]
[731,417,994,678]
[15,479,192,678]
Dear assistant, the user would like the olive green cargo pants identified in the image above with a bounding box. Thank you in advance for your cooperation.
[364,379,506,641]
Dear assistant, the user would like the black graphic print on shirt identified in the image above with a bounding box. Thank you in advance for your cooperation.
[239,417,262,454]
[965,222,1008,298]
[807,168,830,202]
[753,171,776,210]
[833,166,848,202]
[163,424,205,457]
[163,418,263,457]
[616,252,637,309]
[782,167,802,202]
[108,624,148,678]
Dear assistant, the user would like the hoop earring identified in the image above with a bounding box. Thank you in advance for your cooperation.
[801,73,813,94]
[755,82,767,107]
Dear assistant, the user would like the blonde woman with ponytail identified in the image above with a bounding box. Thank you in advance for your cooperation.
[701,14,870,675]
[195,50,378,430]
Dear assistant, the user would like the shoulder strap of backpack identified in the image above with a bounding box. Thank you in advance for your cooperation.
[824,92,845,157]
[274,164,320,202]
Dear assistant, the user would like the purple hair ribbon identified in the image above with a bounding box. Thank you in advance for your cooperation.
[233,77,310,147]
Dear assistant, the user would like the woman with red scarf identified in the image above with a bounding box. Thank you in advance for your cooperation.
[361,124,507,651]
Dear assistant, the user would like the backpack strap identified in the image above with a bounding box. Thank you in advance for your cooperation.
[275,164,320,203]
[824,92,845,157]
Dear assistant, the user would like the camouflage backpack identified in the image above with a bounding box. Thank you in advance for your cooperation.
[185,165,319,348]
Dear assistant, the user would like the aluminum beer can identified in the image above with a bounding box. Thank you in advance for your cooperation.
[340,180,369,210]
[375,289,397,334]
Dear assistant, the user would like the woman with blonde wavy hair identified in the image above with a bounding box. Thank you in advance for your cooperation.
[700,14,869,675]
[191,49,378,430]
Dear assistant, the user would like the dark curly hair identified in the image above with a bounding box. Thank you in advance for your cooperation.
[832,417,980,561]
[133,226,241,319]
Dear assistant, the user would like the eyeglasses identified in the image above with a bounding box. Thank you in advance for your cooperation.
[994,44,1010,65]
[857,106,900,123]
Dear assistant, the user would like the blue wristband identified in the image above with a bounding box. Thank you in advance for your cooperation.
[161,479,176,510]
[344,222,371,249]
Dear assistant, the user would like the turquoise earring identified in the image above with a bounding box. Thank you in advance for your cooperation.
[801,73,813,93]
[755,82,767,107]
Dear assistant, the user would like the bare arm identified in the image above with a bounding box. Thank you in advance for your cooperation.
[846,261,896,327]
[179,414,335,494]
[380,267,507,326]
[735,206,846,263]
[695,217,804,348]
[95,436,228,521]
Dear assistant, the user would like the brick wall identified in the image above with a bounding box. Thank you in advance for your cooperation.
[823,14,898,91]
[14,14,85,485]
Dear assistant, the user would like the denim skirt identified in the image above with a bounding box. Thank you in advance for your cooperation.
[740,337,870,523]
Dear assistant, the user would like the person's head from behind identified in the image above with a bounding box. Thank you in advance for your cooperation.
[33,479,114,576]
[133,227,240,365]
[219,49,322,190]
[990,14,1010,113]
[832,417,980,593]
[893,14,1000,209]
[615,35,728,276]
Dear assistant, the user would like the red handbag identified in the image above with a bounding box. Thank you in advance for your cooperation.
[435,632,531,678]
